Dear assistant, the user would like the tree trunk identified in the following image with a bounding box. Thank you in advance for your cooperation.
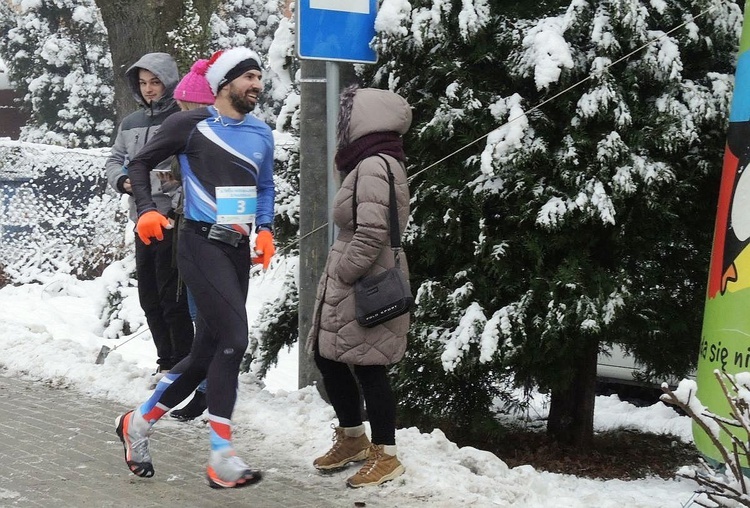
[547,336,599,447]
[94,0,216,124]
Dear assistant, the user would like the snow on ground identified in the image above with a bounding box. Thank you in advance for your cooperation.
[0,262,699,507]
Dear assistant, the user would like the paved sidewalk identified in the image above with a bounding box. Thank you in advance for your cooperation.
[0,374,382,508]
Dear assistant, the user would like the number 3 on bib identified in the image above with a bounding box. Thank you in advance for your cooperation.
[215,186,257,224]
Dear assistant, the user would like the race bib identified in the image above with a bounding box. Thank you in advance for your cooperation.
[215,186,256,224]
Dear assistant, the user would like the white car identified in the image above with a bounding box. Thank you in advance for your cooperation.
[596,343,693,389]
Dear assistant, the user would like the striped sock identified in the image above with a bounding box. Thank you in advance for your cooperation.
[208,413,233,452]
[138,372,179,424]
[141,404,168,424]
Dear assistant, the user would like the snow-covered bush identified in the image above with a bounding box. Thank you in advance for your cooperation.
[167,0,211,73]
[244,256,299,379]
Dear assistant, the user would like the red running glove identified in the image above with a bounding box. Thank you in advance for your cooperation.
[252,230,275,270]
[136,210,170,245]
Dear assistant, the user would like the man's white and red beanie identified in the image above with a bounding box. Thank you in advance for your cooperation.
[205,47,262,96]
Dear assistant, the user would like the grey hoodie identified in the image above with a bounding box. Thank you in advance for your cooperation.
[104,52,181,225]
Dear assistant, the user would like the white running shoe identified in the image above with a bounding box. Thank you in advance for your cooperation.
[206,449,262,488]
[115,410,154,478]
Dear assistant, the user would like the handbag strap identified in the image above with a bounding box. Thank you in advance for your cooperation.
[352,154,402,258]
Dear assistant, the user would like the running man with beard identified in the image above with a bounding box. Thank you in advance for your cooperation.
[114,47,276,489]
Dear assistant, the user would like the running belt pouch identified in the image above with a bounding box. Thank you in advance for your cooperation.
[207,224,242,247]
[352,155,414,328]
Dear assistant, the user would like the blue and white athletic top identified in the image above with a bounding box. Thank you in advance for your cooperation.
[128,105,275,236]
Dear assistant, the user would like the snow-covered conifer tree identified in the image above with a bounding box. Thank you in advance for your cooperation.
[167,0,211,74]
[366,0,741,444]
[1,0,114,148]
[211,0,298,125]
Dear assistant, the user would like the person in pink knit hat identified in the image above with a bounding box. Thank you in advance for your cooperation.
[157,58,217,422]
[154,59,215,195]
[173,59,215,109]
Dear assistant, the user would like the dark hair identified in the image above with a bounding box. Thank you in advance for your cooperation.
[336,84,359,148]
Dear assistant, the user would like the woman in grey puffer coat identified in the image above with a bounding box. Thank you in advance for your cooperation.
[307,86,411,488]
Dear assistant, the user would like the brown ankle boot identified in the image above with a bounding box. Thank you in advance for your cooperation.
[313,425,371,471]
[346,444,404,488]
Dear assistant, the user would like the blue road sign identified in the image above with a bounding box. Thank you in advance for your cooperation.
[297,0,378,64]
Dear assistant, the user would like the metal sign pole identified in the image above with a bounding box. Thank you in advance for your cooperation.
[297,0,378,389]
[326,61,340,244]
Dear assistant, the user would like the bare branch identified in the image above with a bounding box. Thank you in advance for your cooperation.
[661,375,750,505]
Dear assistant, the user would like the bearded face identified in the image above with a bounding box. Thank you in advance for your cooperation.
[227,72,261,115]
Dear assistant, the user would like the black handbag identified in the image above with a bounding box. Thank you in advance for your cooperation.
[353,155,414,328]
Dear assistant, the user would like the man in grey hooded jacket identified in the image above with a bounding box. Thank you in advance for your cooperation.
[104,52,193,383]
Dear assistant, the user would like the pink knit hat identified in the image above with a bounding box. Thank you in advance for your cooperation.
[173,59,215,105]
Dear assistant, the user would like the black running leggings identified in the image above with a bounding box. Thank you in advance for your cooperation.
[314,347,396,446]
[156,229,250,420]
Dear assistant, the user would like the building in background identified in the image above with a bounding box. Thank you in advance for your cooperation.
[0,58,28,140]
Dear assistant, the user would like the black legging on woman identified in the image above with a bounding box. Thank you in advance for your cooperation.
[314,346,397,446]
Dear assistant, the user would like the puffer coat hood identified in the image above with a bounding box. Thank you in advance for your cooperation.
[125,52,179,114]
[337,86,412,147]
[307,88,412,366]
